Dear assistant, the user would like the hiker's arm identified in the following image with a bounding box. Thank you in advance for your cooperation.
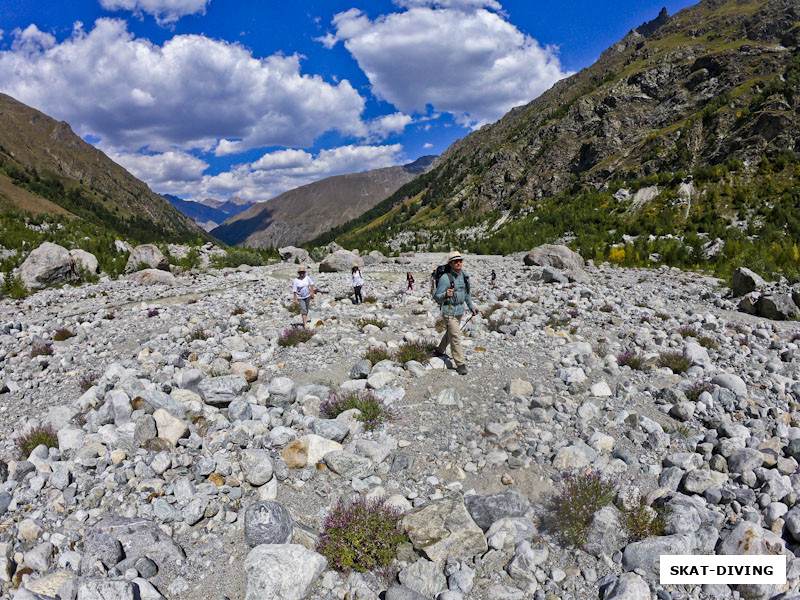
[293,291,299,304]
[310,284,315,299]
[433,276,448,302]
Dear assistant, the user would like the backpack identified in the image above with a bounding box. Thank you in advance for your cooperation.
[431,265,470,302]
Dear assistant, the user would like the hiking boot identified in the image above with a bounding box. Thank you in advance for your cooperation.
[433,349,448,358]
[456,364,468,375]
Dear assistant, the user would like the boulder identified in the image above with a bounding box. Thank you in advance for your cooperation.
[244,544,326,600]
[583,505,627,557]
[464,491,531,531]
[114,240,133,253]
[124,244,169,274]
[756,294,800,321]
[323,451,373,478]
[197,375,249,407]
[719,521,790,600]
[69,249,100,274]
[732,267,766,297]
[278,246,309,264]
[711,373,747,397]
[622,533,695,579]
[77,580,138,600]
[600,573,651,600]
[402,494,488,561]
[84,517,184,572]
[127,269,176,286]
[244,501,294,547]
[364,250,388,265]
[152,409,188,445]
[523,244,584,270]
[239,450,274,486]
[398,558,447,598]
[319,249,363,273]
[18,242,78,290]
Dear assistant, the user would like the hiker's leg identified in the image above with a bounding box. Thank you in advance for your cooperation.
[299,297,310,327]
[448,315,464,366]
[436,319,449,354]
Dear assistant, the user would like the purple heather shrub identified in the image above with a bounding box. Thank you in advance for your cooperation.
[567,308,580,318]
[316,497,407,573]
[147,309,159,318]
[321,390,400,431]
[685,380,715,401]
[617,352,643,370]
[277,327,315,347]
[553,470,618,548]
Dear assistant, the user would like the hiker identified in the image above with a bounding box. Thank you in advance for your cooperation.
[351,264,364,305]
[292,266,315,328]
[433,251,478,375]
[491,269,497,288]
[406,271,414,291]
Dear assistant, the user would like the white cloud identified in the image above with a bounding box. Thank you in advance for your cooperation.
[323,4,570,127]
[369,112,413,140]
[181,144,404,201]
[423,142,433,148]
[99,0,210,25]
[10,25,56,54]
[0,19,367,154]
[110,150,208,190]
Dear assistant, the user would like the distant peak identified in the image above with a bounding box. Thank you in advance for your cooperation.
[403,155,437,175]
[637,7,669,37]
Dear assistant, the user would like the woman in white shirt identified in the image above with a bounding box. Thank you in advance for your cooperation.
[351,264,364,305]
[292,266,315,327]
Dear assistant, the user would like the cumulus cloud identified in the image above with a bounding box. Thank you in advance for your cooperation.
[99,0,210,25]
[368,112,413,140]
[110,150,209,190]
[124,144,404,201]
[322,3,570,127]
[0,19,367,153]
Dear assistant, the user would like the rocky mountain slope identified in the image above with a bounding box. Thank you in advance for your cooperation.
[0,93,204,241]
[164,195,254,232]
[1,251,799,599]
[315,0,799,280]
[212,156,436,248]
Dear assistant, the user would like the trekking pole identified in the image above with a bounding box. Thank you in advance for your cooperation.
[460,312,476,331]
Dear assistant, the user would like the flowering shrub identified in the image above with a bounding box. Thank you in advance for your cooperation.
[321,390,399,431]
[363,295,378,303]
[599,304,614,313]
[147,309,159,318]
[677,327,698,338]
[658,352,691,374]
[357,317,387,330]
[617,352,643,370]
[394,340,436,364]
[317,497,407,573]
[79,372,98,393]
[621,493,668,542]
[567,308,580,318]
[363,346,392,366]
[553,470,618,547]
[698,336,719,349]
[53,328,74,341]
[685,380,714,401]
[231,305,246,315]
[18,425,58,460]
[30,343,53,357]
[188,327,209,341]
[277,327,315,347]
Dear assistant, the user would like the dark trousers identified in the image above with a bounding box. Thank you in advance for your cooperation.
[353,286,362,304]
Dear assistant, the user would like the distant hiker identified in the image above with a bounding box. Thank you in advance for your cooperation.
[351,264,364,305]
[433,251,477,376]
[406,271,414,291]
[292,266,315,328]
[491,269,497,288]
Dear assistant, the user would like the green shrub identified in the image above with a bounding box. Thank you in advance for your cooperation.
[53,328,74,341]
[188,327,208,341]
[553,470,618,547]
[658,352,691,374]
[18,425,58,459]
[620,494,669,542]
[357,317,387,330]
[317,497,408,573]
[1,273,29,299]
[277,326,315,346]
[698,336,718,349]
[231,305,246,315]
[394,340,436,364]
[678,327,697,338]
[363,295,378,303]
[685,380,714,401]
[617,352,643,370]
[320,390,400,431]
[102,312,115,320]
[178,247,201,270]
[286,303,301,316]
[434,316,446,332]
[363,346,392,366]
[79,372,98,392]
[211,248,264,268]
[30,343,53,357]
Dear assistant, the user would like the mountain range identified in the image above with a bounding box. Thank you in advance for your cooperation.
[311,0,799,274]
[211,155,436,248]
[0,93,202,242]
[164,195,254,232]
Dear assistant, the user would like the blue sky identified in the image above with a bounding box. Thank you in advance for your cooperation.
[0,0,695,203]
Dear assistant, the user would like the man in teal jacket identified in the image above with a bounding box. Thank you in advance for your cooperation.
[434,251,478,375]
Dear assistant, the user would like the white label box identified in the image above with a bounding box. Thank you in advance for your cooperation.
[660,555,786,585]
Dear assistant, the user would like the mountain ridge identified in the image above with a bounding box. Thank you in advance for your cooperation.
[211,155,436,248]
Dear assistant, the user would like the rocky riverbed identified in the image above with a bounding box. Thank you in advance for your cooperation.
[1,250,799,600]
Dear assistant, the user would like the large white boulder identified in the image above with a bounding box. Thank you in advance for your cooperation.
[319,249,363,273]
[18,242,78,290]
[69,249,100,274]
[125,244,169,274]
[523,244,584,271]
